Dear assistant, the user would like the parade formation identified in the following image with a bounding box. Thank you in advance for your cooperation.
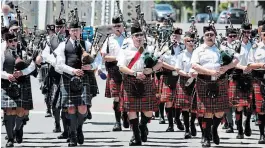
[1,1,265,147]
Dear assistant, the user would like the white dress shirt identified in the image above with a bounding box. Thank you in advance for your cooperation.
[176,49,193,73]
[238,41,252,66]
[1,12,15,27]
[55,37,101,75]
[101,34,124,57]
[248,41,265,64]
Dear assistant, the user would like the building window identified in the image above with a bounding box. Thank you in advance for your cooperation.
[29,1,31,4]
[53,1,56,11]
[68,1,71,8]
[84,12,86,16]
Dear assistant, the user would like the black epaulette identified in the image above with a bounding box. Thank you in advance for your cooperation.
[252,43,258,49]
[121,42,129,49]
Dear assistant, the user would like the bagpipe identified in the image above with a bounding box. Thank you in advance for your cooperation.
[116,0,128,38]
[189,21,200,48]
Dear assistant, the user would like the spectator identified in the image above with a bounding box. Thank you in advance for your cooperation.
[1,4,16,27]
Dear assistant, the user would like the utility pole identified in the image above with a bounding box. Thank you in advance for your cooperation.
[215,0,218,14]
[192,0,196,16]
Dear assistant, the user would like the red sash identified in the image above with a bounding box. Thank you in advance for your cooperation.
[127,47,144,69]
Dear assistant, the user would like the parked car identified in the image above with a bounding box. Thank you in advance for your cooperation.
[217,8,244,24]
[195,13,209,23]
[152,4,177,22]
[217,10,227,24]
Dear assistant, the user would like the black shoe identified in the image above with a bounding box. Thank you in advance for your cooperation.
[53,123,61,133]
[67,138,70,142]
[112,122,122,131]
[122,113,129,128]
[212,127,220,145]
[202,139,211,147]
[5,135,8,140]
[45,109,52,117]
[159,118,166,124]
[175,119,184,131]
[166,126,174,132]
[14,129,23,144]
[6,139,14,147]
[68,132,77,147]
[225,125,234,133]
[139,125,148,142]
[77,126,84,145]
[236,133,244,139]
[258,135,265,144]
[57,132,69,139]
[184,132,192,139]
[155,111,159,118]
[190,123,197,136]
[129,135,142,146]
[86,109,92,120]
[244,121,252,137]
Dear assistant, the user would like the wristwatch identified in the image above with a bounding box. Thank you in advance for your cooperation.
[133,72,137,77]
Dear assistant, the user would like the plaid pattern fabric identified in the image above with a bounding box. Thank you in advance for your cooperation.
[154,73,161,94]
[252,79,265,113]
[196,78,229,114]
[50,79,62,109]
[60,72,92,108]
[105,66,122,98]
[119,75,159,112]
[191,91,197,112]
[159,69,177,102]
[228,78,252,107]
[1,76,33,110]
[175,76,194,109]
[86,71,99,98]
[38,65,49,82]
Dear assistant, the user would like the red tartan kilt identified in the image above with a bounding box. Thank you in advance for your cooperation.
[175,76,192,109]
[196,78,229,114]
[253,79,265,113]
[154,74,160,94]
[119,75,159,112]
[159,75,177,102]
[105,75,121,98]
[228,80,252,107]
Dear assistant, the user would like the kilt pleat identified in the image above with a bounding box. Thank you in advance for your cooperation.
[175,76,193,109]
[87,71,99,98]
[196,78,229,114]
[105,66,122,98]
[38,65,49,82]
[50,78,62,109]
[60,73,92,108]
[119,75,159,112]
[159,69,177,102]
[228,79,252,107]
[1,76,33,110]
[252,79,265,113]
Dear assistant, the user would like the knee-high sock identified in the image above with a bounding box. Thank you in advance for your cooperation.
[198,117,204,136]
[213,116,222,131]
[182,111,190,132]
[175,108,181,120]
[77,112,88,128]
[165,107,173,127]
[14,116,24,130]
[130,118,140,139]
[235,110,243,133]
[258,114,265,136]
[140,114,151,126]
[5,115,15,139]
[68,114,77,132]
[190,113,196,124]
[159,103,165,119]
[203,118,212,140]
[226,108,233,125]
[61,110,68,133]
[113,101,121,123]
[53,109,61,124]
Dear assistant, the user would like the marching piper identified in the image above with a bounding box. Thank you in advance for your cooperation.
[189,25,239,147]
[54,20,101,147]
[117,20,163,146]
[101,15,129,131]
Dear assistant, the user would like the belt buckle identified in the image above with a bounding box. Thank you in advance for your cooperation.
[211,76,217,81]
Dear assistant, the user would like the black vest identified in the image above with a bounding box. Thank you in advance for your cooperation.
[50,35,60,52]
[65,39,82,69]
[3,49,16,74]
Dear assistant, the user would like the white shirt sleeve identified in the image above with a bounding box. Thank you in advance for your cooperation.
[101,38,108,55]
[90,52,102,70]
[55,42,75,75]
[117,49,126,67]
[21,61,36,75]
[42,43,57,67]
[247,48,255,65]
[1,49,9,80]
[175,53,183,70]
[190,48,200,64]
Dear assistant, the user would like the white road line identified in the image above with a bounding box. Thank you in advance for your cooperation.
[1,111,114,115]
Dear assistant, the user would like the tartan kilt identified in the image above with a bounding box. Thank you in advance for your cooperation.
[196,78,229,114]
[159,70,177,102]
[105,66,122,98]
[87,71,99,98]
[154,71,162,94]
[1,76,33,110]
[60,72,92,108]
[119,75,159,112]
[50,77,62,109]
[252,79,265,113]
[228,79,252,107]
[38,64,49,83]
[191,90,198,113]
[175,76,193,109]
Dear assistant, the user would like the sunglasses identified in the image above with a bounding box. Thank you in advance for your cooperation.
[243,30,251,34]
[205,33,215,37]
[113,24,121,28]
[186,40,194,43]
[8,38,18,43]
[56,26,63,29]
[134,33,144,37]
[228,34,237,38]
